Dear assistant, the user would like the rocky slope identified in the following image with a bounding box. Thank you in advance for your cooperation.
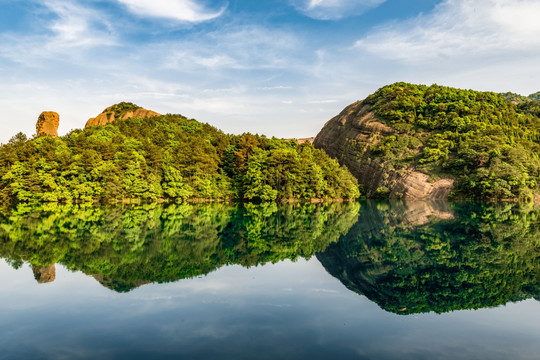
[314,82,540,200]
[314,102,454,199]
[85,102,160,127]
[32,264,56,283]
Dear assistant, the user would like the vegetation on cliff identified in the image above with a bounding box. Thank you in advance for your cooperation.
[318,201,540,314]
[321,83,540,200]
[0,109,359,204]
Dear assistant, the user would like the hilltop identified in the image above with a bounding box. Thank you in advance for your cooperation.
[314,82,540,200]
[85,102,160,127]
[0,106,359,204]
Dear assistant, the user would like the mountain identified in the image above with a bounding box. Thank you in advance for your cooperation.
[0,104,359,204]
[529,91,540,102]
[314,82,540,200]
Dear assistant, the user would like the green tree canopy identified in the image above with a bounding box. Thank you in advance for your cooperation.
[0,110,359,204]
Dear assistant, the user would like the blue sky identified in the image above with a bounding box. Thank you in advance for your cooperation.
[1,0,540,143]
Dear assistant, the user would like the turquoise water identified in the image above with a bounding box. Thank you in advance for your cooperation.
[0,201,538,359]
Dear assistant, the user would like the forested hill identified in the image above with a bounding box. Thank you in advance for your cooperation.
[0,109,359,204]
[315,82,540,200]
[501,90,540,103]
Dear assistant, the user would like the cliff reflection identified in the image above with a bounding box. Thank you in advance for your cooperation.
[318,201,540,314]
[0,202,360,291]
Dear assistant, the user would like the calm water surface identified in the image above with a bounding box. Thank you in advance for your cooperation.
[0,201,538,359]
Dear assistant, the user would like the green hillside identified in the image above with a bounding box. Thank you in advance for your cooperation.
[0,110,359,204]
[528,91,540,102]
[359,83,540,199]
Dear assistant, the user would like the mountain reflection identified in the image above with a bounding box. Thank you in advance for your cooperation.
[1,201,538,315]
[0,202,360,291]
[317,201,540,314]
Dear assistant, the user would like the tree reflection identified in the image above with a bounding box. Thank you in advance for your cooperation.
[0,202,360,292]
[318,201,540,314]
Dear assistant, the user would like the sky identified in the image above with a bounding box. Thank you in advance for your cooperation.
[1,0,540,144]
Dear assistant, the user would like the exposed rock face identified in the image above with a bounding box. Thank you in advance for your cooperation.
[85,105,160,128]
[32,264,56,284]
[314,102,454,199]
[36,111,59,137]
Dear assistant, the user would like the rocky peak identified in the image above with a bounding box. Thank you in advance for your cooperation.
[32,264,56,284]
[36,111,59,137]
[85,102,160,128]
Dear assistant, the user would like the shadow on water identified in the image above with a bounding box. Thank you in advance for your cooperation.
[317,200,540,314]
[0,200,538,314]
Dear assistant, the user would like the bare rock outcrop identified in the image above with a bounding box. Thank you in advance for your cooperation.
[32,264,56,284]
[85,103,160,128]
[36,111,59,137]
[314,101,454,200]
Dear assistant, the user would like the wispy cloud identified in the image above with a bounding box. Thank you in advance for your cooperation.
[162,25,302,71]
[355,0,540,64]
[45,0,116,48]
[0,0,116,66]
[290,0,386,20]
[117,0,227,22]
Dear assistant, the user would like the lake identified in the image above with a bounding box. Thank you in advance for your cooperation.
[0,201,538,359]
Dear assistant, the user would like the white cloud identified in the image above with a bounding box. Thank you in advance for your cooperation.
[162,26,302,71]
[0,0,116,66]
[355,0,540,64]
[45,0,115,48]
[117,0,227,22]
[290,0,386,20]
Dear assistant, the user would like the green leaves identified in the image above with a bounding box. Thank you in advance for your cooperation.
[0,114,360,204]
[366,82,540,200]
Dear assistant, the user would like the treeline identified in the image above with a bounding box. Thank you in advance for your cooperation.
[365,83,540,200]
[0,111,359,204]
[501,90,540,103]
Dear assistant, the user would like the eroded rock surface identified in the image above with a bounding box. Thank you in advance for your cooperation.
[314,102,454,199]
[85,104,160,128]
[32,264,56,284]
[36,111,59,137]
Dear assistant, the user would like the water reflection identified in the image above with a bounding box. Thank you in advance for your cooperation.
[0,201,538,314]
[0,202,360,291]
[318,201,540,314]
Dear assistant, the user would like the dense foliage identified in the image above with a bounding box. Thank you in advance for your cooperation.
[364,83,540,200]
[318,201,540,314]
[500,92,532,103]
[0,111,359,204]
[105,101,141,120]
[529,91,540,102]
[0,202,360,292]
[501,91,540,103]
